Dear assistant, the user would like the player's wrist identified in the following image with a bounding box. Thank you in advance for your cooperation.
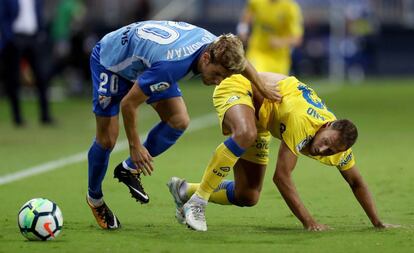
[302,217,318,227]
[372,220,384,228]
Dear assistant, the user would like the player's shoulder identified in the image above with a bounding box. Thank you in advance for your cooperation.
[281,114,310,155]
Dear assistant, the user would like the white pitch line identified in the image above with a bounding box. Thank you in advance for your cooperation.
[0,113,218,186]
[0,83,341,186]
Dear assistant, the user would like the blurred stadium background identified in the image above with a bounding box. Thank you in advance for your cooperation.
[1,1,413,252]
[1,0,414,103]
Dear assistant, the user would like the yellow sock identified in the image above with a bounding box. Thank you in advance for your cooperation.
[187,183,232,205]
[209,189,232,205]
[195,143,238,201]
[186,183,199,199]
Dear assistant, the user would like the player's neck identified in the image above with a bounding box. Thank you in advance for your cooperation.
[194,45,209,74]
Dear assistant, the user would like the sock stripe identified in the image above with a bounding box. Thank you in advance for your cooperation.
[224,137,246,157]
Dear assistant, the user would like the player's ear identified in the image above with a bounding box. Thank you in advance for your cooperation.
[202,51,211,64]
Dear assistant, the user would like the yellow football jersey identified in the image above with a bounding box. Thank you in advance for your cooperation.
[213,74,355,171]
[257,76,355,170]
[246,0,303,73]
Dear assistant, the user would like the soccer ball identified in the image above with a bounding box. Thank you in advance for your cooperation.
[17,198,63,241]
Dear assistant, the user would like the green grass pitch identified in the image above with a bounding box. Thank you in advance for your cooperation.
[0,78,413,253]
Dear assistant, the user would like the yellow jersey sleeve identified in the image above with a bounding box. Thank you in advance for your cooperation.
[247,0,258,12]
[310,149,356,171]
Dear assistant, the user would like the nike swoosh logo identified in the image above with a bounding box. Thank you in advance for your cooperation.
[108,216,118,229]
[43,221,55,237]
[129,186,149,200]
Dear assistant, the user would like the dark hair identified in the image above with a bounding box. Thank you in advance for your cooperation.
[331,119,358,149]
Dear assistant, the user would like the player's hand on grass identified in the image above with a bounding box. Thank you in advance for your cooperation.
[130,144,154,176]
[305,222,331,232]
[374,222,401,229]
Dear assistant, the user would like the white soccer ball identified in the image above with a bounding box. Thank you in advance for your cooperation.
[17,198,63,241]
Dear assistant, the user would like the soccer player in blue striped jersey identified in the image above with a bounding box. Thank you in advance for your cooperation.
[86,20,281,229]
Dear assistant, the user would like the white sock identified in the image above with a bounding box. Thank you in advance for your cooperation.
[87,194,104,207]
[122,161,136,172]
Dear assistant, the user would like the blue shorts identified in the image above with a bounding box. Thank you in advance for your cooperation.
[90,44,182,117]
[90,44,133,117]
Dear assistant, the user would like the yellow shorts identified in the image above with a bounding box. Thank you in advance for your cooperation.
[213,74,271,165]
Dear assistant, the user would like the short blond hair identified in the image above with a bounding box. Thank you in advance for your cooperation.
[207,33,246,73]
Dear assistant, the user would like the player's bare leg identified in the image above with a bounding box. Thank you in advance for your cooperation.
[184,104,257,231]
[87,115,121,229]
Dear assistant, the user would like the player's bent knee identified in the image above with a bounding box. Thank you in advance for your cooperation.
[236,190,260,207]
[232,127,257,148]
[96,136,117,150]
[167,114,190,130]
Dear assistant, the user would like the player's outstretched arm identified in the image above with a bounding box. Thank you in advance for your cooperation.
[242,61,282,102]
[340,166,399,229]
[273,141,330,231]
[120,82,154,175]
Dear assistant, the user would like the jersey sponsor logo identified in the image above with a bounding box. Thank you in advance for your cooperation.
[99,95,112,109]
[306,107,326,121]
[213,168,228,177]
[339,152,353,167]
[255,152,268,158]
[150,82,170,92]
[226,95,240,104]
[296,135,312,152]
[220,167,231,172]
[255,138,269,150]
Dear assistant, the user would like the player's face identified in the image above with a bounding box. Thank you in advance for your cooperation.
[200,63,232,86]
[309,128,346,156]
[199,53,233,86]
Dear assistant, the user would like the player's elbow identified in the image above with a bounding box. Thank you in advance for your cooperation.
[273,170,288,188]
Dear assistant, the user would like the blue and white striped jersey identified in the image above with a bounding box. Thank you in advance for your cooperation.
[97,20,216,96]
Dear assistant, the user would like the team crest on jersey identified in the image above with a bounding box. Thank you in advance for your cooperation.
[99,95,111,109]
[150,82,170,93]
[296,135,312,152]
[226,95,240,104]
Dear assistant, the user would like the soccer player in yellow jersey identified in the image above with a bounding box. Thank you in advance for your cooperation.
[237,0,304,74]
[167,73,397,231]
